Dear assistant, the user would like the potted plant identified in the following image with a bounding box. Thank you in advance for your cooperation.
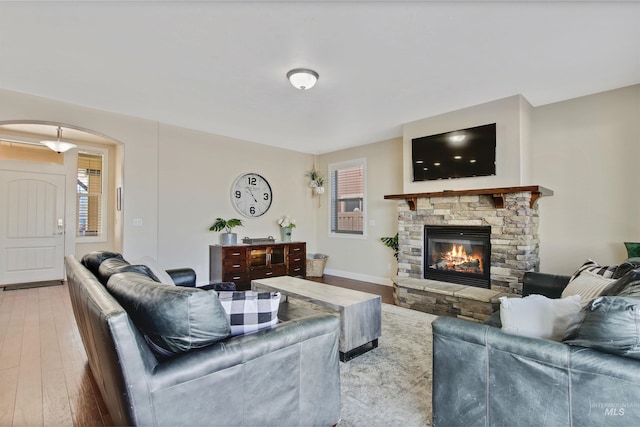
[277,215,296,242]
[210,217,244,245]
[380,233,399,259]
[307,168,326,194]
[314,176,325,194]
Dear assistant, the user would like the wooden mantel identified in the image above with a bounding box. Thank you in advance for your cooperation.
[384,185,553,210]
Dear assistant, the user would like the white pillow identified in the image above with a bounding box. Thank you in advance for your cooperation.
[561,270,615,307]
[499,294,581,341]
[133,256,176,286]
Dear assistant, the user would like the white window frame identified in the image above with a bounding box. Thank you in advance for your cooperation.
[328,158,367,239]
[76,146,108,243]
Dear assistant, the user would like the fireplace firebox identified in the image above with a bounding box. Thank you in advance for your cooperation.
[424,225,491,288]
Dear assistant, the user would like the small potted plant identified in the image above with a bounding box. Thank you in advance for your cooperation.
[210,217,244,245]
[314,176,325,195]
[277,215,296,242]
[307,168,326,194]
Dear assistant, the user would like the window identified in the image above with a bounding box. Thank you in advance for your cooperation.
[77,149,106,239]
[329,159,366,236]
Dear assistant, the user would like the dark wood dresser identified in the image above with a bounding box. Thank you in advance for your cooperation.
[209,242,306,290]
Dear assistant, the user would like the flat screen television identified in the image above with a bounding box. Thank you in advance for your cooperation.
[412,123,496,181]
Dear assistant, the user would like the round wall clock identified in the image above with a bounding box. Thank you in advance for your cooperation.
[231,173,273,217]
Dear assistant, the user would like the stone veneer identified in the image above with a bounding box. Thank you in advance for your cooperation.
[397,191,541,295]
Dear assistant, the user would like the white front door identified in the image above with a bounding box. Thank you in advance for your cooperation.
[0,171,66,285]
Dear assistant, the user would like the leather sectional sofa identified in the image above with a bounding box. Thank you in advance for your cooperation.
[432,260,640,426]
[65,251,341,426]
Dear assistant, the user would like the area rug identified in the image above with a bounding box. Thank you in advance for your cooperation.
[285,300,437,426]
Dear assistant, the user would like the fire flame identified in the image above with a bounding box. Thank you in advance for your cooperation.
[440,244,483,273]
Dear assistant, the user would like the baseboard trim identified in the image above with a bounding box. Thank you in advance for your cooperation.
[322,268,393,287]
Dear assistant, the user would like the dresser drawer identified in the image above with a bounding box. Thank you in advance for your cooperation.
[249,264,287,280]
[288,243,305,255]
[223,247,246,261]
[223,271,248,284]
[223,259,247,273]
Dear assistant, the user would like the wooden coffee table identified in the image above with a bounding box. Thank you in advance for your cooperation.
[252,276,382,361]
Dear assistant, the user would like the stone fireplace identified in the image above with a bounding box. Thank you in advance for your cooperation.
[384,186,553,321]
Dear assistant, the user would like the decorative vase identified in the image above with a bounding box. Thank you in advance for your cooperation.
[281,227,292,242]
[221,233,237,246]
[314,186,325,195]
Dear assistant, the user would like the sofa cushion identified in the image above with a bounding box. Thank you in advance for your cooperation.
[106,272,230,356]
[561,270,615,307]
[81,251,124,277]
[614,258,640,279]
[564,296,640,360]
[133,256,176,285]
[217,291,281,336]
[97,257,159,285]
[499,294,581,341]
[600,269,640,297]
[569,259,617,282]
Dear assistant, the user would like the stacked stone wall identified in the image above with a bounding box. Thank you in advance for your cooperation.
[397,192,540,295]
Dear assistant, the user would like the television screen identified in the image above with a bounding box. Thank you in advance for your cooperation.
[412,123,496,182]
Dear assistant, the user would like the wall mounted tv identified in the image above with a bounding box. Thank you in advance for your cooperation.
[412,123,496,182]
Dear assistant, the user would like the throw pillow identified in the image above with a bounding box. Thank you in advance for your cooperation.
[133,256,176,285]
[564,296,640,360]
[217,291,281,336]
[569,259,617,282]
[625,242,640,258]
[613,258,640,279]
[561,270,615,307]
[499,294,582,341]
[600,269,640,297]
[106,272,230,357]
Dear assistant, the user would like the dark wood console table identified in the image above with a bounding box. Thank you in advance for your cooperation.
[209,242,306,290]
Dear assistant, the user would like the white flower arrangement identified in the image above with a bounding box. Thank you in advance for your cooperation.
[277,215,296,228]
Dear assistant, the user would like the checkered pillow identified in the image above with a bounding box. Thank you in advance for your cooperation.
[216,291,281,336]
[570,259,618,282]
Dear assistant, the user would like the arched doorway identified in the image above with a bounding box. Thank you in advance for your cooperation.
[0,121,123,285]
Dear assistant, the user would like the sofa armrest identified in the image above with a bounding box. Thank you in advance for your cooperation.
[522,271,570,298]
[433,316,640,426]
[166,268,196,287]
[145,314,341,426]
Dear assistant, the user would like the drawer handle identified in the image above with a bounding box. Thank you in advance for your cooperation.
[265,272,273,276]
[293,248,301,252]
[232,264,241,268]
[293,268,300,272]
[232,276,241,280]
[293,258,301,262]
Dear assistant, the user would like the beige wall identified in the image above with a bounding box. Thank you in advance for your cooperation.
[315,137,403,285]
[531,84,640,273]
[157,123,316,280]
[0,89,316,283]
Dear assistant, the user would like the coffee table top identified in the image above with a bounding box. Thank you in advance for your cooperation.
[252,276,380,311]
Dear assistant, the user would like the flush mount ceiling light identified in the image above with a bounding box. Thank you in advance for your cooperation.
[41,126,76,153]
[287,68,319,90]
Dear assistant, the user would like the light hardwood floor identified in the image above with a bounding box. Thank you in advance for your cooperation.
[0,275,392,426]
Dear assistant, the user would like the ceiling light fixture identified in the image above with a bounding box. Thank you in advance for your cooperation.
[287,68,319,90]
[41,126,76,153]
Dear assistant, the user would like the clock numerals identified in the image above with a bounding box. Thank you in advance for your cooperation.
[231,173,273,218]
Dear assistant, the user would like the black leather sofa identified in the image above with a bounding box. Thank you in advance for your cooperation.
[65,251,341,426]
[432,264,640,426]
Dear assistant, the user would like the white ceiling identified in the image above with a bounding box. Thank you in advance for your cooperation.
[1,1,638,154]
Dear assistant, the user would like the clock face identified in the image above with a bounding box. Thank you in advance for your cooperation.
[231,173,273,218]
